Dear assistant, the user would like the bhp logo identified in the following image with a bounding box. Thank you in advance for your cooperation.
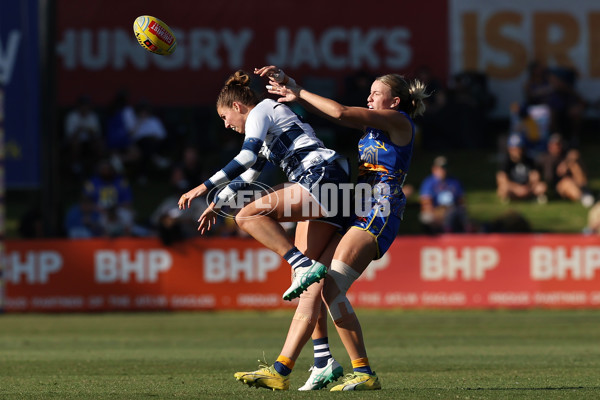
[4,249,173,285]
[203,249,281,282]
[4,251,62,284]
[95,250,172,283]
[421,246,499,281]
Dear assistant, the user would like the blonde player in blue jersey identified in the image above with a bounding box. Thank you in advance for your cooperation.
[232,66,429,391]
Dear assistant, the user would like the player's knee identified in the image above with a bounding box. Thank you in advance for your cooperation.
[234,206,258,230]
[324,260,360,321]
[294,281,323,324]
[234,212,248,231]
[322,276,338,307]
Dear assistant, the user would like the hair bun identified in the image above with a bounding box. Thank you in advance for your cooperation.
[225,70,250,87]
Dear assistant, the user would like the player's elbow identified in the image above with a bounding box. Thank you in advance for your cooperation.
[245,153,258,168]
[237,149,258,168]
[335,105,352,120]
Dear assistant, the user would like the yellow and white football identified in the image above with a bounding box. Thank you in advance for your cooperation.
[133,15,177,56]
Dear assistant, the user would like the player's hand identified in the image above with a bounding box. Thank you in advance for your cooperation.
[197,202,218,235]
[254,65,286,82]
[178,184,206,209]
[266,82,300,103]
[255,66,298,88]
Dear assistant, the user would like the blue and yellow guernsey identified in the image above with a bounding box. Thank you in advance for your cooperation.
[357,111,415,218]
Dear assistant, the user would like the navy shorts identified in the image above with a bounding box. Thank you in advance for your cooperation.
[296,158,351,229]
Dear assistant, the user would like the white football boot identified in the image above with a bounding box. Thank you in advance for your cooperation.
[282,261,327,301]
[298,358,343,391]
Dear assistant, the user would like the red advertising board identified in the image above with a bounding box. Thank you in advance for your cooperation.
[56,0,448,106]
[56,1,600,117]
[4,234,600,312]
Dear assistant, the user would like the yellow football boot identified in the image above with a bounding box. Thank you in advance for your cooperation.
[330,371,381,391]
[234,363,290,391]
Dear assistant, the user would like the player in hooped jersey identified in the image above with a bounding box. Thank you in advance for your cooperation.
[232,66,429,391]
[179,70,350,302]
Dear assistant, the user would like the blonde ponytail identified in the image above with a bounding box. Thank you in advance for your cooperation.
[376,74,430,118]
[407,79,428,118]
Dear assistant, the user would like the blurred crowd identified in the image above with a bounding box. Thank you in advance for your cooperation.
[18,88,234,243]
[415,60,599,235]
[59,90,206,243]
[492,61,599,234]
[17,61,600,241]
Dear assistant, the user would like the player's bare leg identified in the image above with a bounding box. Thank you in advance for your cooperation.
[324,229,381,391]
[280,225,337,359]
[235,183,322,256]
[281,234,343,390]
[234,216,340,390]
[238,183,334,300]
[236,184,328,298]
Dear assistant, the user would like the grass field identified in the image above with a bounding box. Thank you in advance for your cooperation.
[1,310,600,399]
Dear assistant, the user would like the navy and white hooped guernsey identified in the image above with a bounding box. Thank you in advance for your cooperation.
[203,98,342,205]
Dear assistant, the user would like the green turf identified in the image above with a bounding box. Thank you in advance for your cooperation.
[1,310,599,399]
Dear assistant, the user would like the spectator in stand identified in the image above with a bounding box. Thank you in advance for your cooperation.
[131,100,169,183]
[508,101,551,160]
[100,205,136,238]
[84,159,132,209]
[105,89,137,173]
[419,156,468,234]
[523,61,586,146]
[83,159,137,237]
[537,133,594,207]
[150,189,209,245]
[64,194,104,238]
[64,95,103,177]
[149,146,207,245]
[496,133,547,204]
[170,145,204,192]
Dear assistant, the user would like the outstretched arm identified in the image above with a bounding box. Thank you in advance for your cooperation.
[178,135,264,212]
[255,65,410,139]
[255,66,364,130]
